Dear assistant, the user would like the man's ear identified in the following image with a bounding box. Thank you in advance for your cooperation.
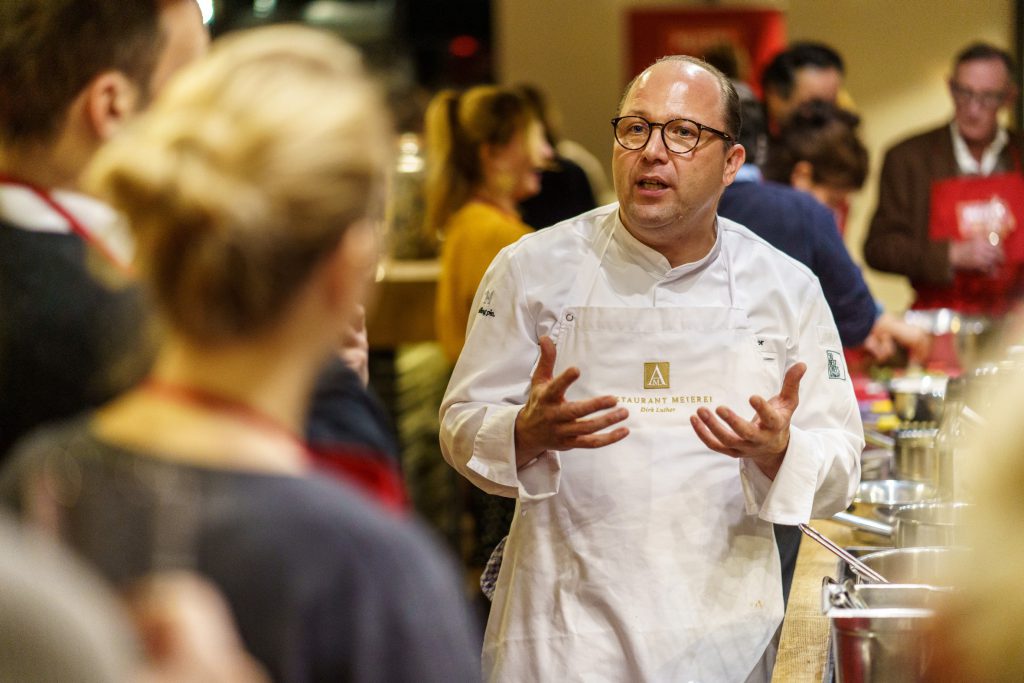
[790,160,815,192]
[722,142,746,185]
[83,71,140,142]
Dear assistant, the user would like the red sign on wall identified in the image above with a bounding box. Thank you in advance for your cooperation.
[627,7,786,98]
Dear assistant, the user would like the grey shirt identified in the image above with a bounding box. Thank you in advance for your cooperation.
[0,420,481,682]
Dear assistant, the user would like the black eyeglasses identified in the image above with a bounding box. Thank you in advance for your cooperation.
[950,83,1008,110]
[611,115,733,154]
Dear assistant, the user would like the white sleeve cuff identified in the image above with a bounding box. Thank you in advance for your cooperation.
[466,404,561,501]
[741,429,822,525]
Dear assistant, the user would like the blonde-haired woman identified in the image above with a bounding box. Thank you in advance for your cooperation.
[426,86,552,363]
[0,25,479,682]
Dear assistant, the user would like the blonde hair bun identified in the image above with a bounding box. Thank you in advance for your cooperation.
[86,25,392,343]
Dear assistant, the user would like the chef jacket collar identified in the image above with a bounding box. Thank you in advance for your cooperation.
[611,211,722,282]
[950,121,1008,176]
[0,182,134,264]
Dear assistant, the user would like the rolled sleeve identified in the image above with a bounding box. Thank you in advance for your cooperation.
[463,404,561,501]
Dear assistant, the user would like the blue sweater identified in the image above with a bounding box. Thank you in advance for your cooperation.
[719,177,877,347]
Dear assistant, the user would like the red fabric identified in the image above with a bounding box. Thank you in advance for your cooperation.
[309,446,409,515]
[919,170,1024,314]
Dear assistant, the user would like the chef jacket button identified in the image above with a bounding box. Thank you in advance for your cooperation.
[566,312,574,322]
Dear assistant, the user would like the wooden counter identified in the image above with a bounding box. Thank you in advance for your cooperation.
[366,258,439,348]
[771,519,859,682]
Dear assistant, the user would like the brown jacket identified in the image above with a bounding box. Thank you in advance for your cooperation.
[863,124,1023,287]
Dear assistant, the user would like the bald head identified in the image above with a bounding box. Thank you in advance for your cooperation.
[619,55,741,140]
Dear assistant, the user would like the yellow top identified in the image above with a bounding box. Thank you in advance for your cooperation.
[435,201,532,363]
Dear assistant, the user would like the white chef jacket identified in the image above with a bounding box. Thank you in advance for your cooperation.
[440,204,863,681]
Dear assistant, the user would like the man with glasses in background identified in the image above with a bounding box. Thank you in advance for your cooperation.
[440,55,861,682]
[864,43,1024,315]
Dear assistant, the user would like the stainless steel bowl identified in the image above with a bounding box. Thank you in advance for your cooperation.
[856,546,966,586]
[892,502,972,549]
[889,375,947,423]
[850,479,939,524]
[904,308,997,371]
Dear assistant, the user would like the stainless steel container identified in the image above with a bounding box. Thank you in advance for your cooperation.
[831,608,935,682]
[848,480,938,524]
[891,428,939,485]
[892,503,971,549]
[889,375,946,424]
[856,547,964,586]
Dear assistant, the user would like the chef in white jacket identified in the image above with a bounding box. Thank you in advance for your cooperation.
[440,55,863,682]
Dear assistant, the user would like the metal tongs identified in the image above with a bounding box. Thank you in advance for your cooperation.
[799,523,889,584]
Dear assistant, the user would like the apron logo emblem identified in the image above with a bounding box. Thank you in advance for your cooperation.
[643,362,670,389]
[826,350,846,380]
[482,289,495,306]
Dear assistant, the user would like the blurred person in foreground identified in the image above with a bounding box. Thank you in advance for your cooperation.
[1,24,480,682]
[426,85,553,365]
[921,373,1024,681]
[863,42,1024,316]
[0,0,402,505]
[0,509,267,683]
[440,55,862,681]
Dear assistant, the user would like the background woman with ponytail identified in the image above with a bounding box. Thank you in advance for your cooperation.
[425,86,552,364]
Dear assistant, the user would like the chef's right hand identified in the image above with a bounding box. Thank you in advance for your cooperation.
[949,236,1003,274]
[513,336,629,468]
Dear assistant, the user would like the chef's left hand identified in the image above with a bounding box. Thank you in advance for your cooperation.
[690,362,806,480]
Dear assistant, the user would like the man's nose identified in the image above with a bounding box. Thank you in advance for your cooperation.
[640,126,669,161]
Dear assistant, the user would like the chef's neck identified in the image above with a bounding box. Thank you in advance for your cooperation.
[622,215,718,269]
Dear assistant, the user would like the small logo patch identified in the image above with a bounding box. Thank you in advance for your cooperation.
[826,350,846,380]
[482,289,494,306]
[643,362,670,389]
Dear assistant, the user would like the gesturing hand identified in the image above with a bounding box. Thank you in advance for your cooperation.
[513,336,629,468]
[689,362,807,480]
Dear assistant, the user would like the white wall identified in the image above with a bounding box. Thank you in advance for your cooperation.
[496,0,1016,311]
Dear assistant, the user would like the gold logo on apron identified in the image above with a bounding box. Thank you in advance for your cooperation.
[643,362,670,389]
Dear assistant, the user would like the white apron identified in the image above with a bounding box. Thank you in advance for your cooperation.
[485,218,784,682]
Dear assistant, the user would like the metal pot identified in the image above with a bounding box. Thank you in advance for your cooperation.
[904,308,997,371]
[891,427,939,485]
[833,502,971,549]
[855,547,965,586]
[888,375,946,424]
[847,479,939,524]
[891,502,971,548]
[830,608,936,682]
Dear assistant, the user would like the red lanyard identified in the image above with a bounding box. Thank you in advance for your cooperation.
[139,378,313,462]
[0,172,132,272]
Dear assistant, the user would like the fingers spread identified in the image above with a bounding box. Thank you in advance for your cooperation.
[715,405,760,441]
[556,407,628,438]
[690,414,738,457]
[532,335,558,385]
[570,426,630,450]
[543,366,582,403]
[778,362,806,406]
[748,395,783,431]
